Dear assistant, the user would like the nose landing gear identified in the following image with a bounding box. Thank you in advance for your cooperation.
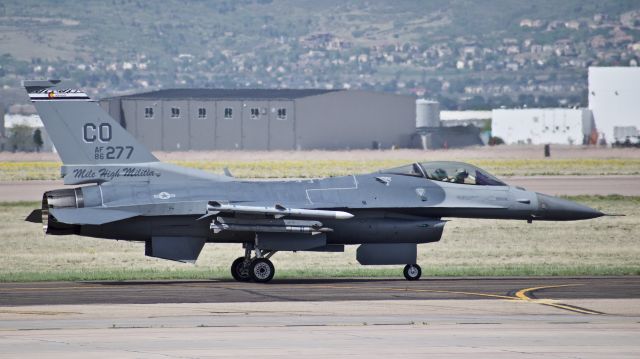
[403,264,422,281]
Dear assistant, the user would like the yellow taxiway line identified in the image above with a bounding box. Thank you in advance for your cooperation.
[515,284,604,315]
[306,283,604,315]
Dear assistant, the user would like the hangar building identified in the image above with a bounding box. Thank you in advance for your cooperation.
[99,89,416,151]
[492,108,594,145]
[491,67,639,146]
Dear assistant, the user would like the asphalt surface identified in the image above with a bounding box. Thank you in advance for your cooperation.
[1,175,640,202]
[2,277,639,357]
[1,277,638,307]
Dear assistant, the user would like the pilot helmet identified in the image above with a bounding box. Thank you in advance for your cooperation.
[433,168,447,179]
[456,168,469,178]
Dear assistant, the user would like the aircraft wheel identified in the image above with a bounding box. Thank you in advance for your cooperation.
[250,258,275,283]
[403,264,421,281]
[231,257,251,282]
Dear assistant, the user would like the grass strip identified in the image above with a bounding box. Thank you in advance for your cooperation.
[2,158,640,180]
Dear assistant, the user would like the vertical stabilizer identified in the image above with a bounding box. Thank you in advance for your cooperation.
[23,80,157,165]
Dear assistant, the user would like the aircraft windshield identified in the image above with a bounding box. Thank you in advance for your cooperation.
[419,161,506,186]
[380,163,425,177]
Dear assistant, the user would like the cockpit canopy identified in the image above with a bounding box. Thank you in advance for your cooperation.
[380,161,506,186]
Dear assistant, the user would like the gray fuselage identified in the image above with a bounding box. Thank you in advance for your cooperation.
[49,171,598,247]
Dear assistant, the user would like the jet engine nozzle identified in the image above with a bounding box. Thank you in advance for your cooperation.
[40,189,82,235]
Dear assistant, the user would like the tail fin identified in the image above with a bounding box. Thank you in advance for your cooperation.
[23,80,157,165]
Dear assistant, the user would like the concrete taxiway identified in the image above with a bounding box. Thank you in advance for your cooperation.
[0,277,639,358]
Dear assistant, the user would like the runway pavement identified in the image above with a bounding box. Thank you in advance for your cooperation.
[1,277,639,358]
[1,175,639,202]
[1,277,639,307]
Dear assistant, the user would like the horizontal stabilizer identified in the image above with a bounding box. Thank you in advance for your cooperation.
[25,209,42,223]
[50,207,138,225]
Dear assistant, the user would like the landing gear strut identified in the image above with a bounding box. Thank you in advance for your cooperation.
[230,245,277,283]
[403,264,421,281]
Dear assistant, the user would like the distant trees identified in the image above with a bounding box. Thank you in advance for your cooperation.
[489,136,505,146]
[8,125,34,152]
[33,129,43,153]
[6,125,43,152]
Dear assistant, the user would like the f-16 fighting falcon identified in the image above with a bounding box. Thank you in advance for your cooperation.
[24,80,605,283]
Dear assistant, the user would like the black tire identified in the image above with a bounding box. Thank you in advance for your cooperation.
[403,264,421,281]
[250,258,275,283]
[231,257,251,282]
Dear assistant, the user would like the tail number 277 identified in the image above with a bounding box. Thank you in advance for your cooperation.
[106,146,134,160]
[95,146,134,160]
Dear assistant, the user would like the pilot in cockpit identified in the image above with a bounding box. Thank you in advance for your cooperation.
[453,168,469,183]
[431,168,448,181]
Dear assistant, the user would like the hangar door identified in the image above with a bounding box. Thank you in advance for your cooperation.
[215,101,242,150]
[268,100,295,150]
[242,101,269,150]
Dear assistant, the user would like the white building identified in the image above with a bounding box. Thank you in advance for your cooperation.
[5,114,43,128]
[2,114,54,152]
[589,67,640,143]
[440,110,492,128]
[492,108,593,145]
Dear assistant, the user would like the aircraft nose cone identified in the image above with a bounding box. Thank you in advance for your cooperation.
[536,193,604,221]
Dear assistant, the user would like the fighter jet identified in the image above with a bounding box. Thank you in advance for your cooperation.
[24,80,605,282]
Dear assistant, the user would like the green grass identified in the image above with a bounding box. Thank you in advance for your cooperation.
[2,158,640,181]
[1,265,639,283]
[1,195,638,282]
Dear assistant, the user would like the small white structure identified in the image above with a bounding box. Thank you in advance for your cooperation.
[415,99,440,128]
[492,108,593,145]
[589,67,640,143]
[2,114,54,152]
[440,110,492,128]
[5,114,44,128]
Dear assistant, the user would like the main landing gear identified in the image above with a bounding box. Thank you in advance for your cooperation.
[230,246,277,283]
[231,245,421,282]
[403,264,422,281]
